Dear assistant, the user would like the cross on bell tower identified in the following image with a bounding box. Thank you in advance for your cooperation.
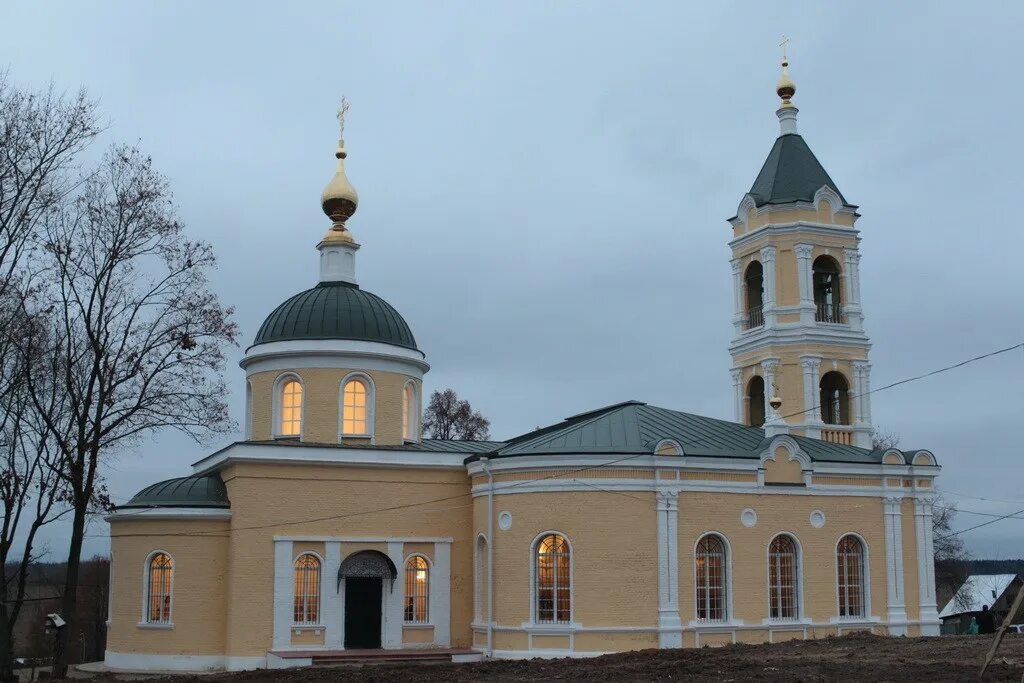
[727,49,874,449]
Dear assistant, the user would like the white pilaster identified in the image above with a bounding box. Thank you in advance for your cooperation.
[433,542,452,647]
[760,358,780,422]
[324,542,343,649]
[730,260,743,333]
[794,243,815,324]
[799,355,822,433]
[914,497,941,634]
[730,368,744,423]
[272,540,294,649]
[656,490,682,647]
[883,496,908,634]
[759,246,777,327]
[385,541,405,649]
[842,249,864,331]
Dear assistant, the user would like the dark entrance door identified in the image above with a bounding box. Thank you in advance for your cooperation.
[344,577,383,649]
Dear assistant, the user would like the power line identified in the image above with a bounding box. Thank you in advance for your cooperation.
[778,341,1024,423]
[101,341,1024,540]
[934,507,1024,542]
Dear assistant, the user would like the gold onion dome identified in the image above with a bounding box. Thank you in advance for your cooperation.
[320,139,359,229]
[776,57,796,107]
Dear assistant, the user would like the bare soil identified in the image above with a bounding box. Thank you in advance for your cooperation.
[92,633,1024,682]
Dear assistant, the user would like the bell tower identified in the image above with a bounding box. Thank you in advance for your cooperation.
[728,51,873,449]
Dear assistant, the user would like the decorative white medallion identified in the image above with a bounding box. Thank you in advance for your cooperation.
[741,508,757,528]
[810,510,826,529]
[498,511,512,531]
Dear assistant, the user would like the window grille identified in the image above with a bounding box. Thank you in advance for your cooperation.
[342,379,368,435]
[696,535,727,621]
[536,534,570,624]
[769,535,798,620]
[404,556,429,623]
[146,553,173,623]
[837,535,865,618]
[293,554,321,624]
[280,379,302,436]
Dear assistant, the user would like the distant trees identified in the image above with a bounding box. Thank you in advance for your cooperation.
[0,72,237,678]
[422,389,491,440]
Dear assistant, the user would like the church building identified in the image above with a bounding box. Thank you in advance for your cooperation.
[104,59,942,671]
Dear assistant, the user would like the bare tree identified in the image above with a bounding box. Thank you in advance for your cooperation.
[0,74,100,682]
[422,388,491,440]
[870,427,901,451]
[19,145,237,676]
[0,305,71,681]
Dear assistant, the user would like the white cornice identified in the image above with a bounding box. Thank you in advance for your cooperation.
[241,339,429,374]
[729,222,861,251]
[730,325,871,356]
[191,441,468,475]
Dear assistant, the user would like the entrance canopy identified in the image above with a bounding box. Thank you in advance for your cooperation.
[337,550,398,592]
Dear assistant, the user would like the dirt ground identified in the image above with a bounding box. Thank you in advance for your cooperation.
[90,633,1024,682]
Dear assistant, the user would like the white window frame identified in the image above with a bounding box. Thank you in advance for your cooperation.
[765,532,804,623]
[292,551,324,627]
[528,531,574,627]
[403,553,432,625]
[140,549,174,628]
[272,372,304,439]
[693,532,732,623]
[402,379,419,442]
[834,532,871,621]
[338,371,376,440]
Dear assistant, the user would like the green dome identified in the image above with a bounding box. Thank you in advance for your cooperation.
[121,474,229,509]
[253,281,418,350]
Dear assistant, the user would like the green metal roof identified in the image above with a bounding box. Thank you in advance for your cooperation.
[748,133,850,208]
[121,474,230,509]
[253,281,418,350]
[473,401,889,464]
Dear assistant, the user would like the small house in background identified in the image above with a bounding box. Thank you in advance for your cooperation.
[939,574,1023,634]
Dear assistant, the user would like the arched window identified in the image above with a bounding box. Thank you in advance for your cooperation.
[278,377,303,437]
[837,535,866,618]
[747,376,765,427]
[341,377,370,436]
[695,534,727,622]
[402,382,416,441]
[404,555,429,623]
[475,535,488,622]
[145,552,173,624]
[535,533,571,624]
[812,256,843,323]
[768,535,799,620]
[293,553,321,624]
[819,371,850,425]
[744,261,764,329]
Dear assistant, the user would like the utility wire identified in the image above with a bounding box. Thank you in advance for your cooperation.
[934,507,1024,542]
[102,340,1024,540]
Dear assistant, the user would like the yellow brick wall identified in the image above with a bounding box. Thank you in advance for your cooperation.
[107,518,229,656]
[677,492,887,624]
[221,462,473,658]
[247,368,416,445]
[479,490,658,627]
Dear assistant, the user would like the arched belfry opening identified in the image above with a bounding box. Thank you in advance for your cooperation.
[812,256,843,323]
[338,550,398,649]
[819,371,850,425]
[747,376,766,427]
[744,261,764,329]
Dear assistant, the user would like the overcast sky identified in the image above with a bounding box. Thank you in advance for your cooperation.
[3,1,1022,559]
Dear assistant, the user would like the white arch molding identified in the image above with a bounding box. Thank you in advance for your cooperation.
[528,531,575,626]
[832,532,872,622]
[764,532,805,623]
[272,372,305,439]
[338,371,376,441]
[140,549,175,627]
[691,532,734,625]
